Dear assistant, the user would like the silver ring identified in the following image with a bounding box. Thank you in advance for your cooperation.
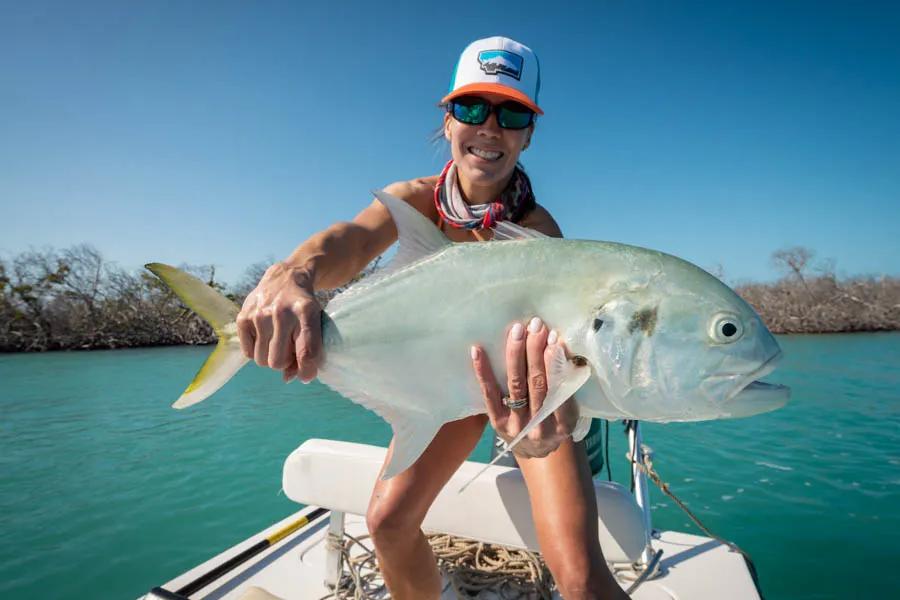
[502,396,529,410]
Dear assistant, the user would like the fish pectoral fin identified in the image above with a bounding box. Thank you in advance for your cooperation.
[381,417,442,480]
[491,220,550,240]
[571,416,592,443]
[457,346,592,492]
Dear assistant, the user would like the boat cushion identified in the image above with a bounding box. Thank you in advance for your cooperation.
[282,439,648,564]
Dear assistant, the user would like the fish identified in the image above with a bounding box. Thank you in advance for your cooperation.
[146,191,789,482]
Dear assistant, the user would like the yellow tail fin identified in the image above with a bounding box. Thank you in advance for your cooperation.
[145,263,250,409]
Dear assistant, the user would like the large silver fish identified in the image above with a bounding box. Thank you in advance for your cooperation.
[147,191,789,480]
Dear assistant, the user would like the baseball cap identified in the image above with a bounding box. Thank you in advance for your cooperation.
[441,36,543,115]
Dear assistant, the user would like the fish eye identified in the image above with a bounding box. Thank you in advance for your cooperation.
[709,313,743,343]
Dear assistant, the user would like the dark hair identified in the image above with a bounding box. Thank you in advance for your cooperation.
[429,104,450,146]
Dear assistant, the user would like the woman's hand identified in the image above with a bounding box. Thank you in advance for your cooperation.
[236,262,322,383]
[470,317,579,458]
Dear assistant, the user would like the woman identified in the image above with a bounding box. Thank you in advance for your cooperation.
[237,37,629,600]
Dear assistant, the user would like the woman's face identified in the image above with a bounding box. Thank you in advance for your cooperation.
[444,92,534,189]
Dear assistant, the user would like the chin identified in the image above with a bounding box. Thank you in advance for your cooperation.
[457,157,514,186]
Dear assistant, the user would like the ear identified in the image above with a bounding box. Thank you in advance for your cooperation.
[523,124,534,150]
[443,112,453,142]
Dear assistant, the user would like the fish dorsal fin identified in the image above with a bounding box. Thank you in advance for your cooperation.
[373,189,452,271]
[326,191,452,313]
[491,221,549,240]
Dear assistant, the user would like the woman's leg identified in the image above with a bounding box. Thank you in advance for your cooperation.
[366,414,488,600]
[517,438,630,600]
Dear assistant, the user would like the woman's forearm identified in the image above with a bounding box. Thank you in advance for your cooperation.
[282,221,385,292]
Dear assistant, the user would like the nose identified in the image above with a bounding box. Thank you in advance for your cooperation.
[476,112,502,138]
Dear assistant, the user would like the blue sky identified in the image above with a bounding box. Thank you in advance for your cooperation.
[2,1,898,285]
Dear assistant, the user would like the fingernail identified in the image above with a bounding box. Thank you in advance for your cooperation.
[470,346,478,360]
[528,317,543,333]
[510,323,525,341]
[548,330,558,345]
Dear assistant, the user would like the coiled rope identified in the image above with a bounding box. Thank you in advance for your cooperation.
[319,443,761,599]
[320,531,555,599]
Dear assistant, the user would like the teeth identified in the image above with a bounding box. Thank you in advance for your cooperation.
[469,147,502,160]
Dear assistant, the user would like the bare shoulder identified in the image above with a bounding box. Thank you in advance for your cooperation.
[519,202,564,238]
[382,176,439,223]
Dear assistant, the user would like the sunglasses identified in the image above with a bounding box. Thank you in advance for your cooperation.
[447,96,535,130]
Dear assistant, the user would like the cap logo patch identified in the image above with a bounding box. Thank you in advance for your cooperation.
[477,49,523,80]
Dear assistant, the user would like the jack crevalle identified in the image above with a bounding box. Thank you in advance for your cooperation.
[147,191,789,481]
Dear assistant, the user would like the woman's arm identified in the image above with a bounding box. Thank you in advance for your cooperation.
[518,202,563,238]
[236,179,436,381]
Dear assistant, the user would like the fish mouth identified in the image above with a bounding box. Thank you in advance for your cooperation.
[722,351,790,417]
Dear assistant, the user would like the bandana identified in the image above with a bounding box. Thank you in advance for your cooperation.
[433,160,536,230]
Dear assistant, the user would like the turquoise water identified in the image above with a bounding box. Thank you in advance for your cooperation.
[1,334,898,599]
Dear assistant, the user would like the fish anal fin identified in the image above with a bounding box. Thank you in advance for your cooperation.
[381,417,443,480]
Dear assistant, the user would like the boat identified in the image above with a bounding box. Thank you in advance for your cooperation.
[143,422,764,599]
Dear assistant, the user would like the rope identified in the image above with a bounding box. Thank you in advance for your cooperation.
[628,442,763,591]
[430,533,554,599]
[604,420,612,482]
[320,532,555,599]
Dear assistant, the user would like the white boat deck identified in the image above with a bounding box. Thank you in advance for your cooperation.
[149,507,761,599]
[145,439,762,600]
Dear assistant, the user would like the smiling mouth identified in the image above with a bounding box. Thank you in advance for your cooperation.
[468,146,503,161]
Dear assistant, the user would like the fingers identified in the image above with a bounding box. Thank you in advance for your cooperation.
[504,322,529,431]
[525,317,554,441]
[236,312,256,360]
[282,363,298,383]
[268,304,298,370]
[474,318,573,460]
[252,307,274,367]
[295,300,322,382]
[504,322,528,400]
[525,317,549,408]
[234,265,323,382]
[470,345,507,427]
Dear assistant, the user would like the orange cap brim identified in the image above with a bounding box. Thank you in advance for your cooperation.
[440,83,544,115]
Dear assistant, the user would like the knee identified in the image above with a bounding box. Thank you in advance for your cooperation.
[365,499,424,545]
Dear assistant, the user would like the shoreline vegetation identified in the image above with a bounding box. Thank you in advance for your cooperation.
[1,244,897,353]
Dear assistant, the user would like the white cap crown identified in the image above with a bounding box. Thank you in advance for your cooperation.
[442,36,543,115]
